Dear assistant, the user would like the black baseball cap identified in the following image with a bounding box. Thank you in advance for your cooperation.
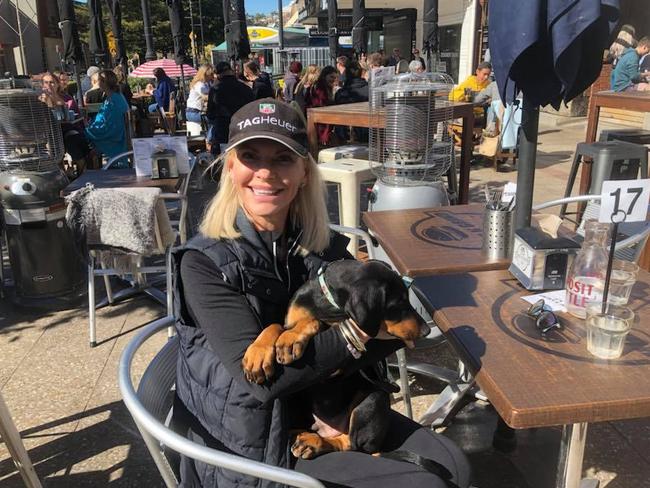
[226,98,309,158]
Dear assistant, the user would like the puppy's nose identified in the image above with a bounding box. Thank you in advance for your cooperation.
[420,321,431,338]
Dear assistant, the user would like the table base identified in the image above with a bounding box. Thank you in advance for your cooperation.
[556,422,600,488]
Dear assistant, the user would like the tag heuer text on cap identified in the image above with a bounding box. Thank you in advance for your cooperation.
[226,98,309,157]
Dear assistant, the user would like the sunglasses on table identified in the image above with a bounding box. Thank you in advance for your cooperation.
[526,299,562,335]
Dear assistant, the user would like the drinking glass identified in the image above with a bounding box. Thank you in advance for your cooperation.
[585,303,634,359]
[606,259,639,306]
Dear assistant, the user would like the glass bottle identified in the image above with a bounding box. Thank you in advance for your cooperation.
[565,220,610,318]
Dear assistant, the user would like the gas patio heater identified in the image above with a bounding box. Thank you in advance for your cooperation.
[0,76,85,308]
[368,71,455,211]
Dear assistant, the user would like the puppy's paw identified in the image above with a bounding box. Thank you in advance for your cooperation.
[291,432,327,459]
[275,330,309,365]
[242,343,275,384]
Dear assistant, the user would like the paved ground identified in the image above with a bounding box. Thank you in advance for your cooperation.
[1,115,649,487]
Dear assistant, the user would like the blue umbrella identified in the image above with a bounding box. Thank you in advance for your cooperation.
[489,0,620,228]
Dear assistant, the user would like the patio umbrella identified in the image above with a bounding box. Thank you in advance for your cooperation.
[104,0,127,72]
[166,0,187,65]
[88,0,108,66]
[130,59,197,78]
[422,0,439,71]
[56,0,84,105]
[225,0,250,63]
[328,0,338,63]
[489,0,620,229]
[352,0,366,59]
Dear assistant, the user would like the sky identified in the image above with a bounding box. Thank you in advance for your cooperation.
[245,0,293,15]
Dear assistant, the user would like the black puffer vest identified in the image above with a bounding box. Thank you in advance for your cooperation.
[172,210,350,487]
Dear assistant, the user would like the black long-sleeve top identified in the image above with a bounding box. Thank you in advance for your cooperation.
[179,250,401,405]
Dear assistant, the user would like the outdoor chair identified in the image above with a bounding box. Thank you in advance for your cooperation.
[386,194,650,428]
[118,316,326,488]
[83,188,178,347]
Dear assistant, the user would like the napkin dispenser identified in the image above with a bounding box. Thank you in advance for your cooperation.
[509,227,580,290]
[151,148,179,179]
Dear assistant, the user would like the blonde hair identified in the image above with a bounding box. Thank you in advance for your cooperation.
[295,64,320,94]
[190,64,214,89]
[200,149,331,254]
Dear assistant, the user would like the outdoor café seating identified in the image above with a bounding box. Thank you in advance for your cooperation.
[385,193,650,428]
[69,185,177,347]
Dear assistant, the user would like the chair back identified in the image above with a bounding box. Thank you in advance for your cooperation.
[119,317,326,488]
[532,195,650,263]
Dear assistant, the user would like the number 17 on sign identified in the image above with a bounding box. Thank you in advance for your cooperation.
[598,179,650,311]
[599,179,650,224]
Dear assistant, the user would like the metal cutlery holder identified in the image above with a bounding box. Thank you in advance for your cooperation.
[482,207,514,259]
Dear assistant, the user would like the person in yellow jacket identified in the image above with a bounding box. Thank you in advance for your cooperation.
[449,61,493,118]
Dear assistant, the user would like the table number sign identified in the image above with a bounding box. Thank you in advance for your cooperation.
[599,179,650,224]
[597,178,650,311]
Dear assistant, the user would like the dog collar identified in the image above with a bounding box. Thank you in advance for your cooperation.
[318,266,341,310]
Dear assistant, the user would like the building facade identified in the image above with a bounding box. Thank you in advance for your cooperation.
[295,0,481,82]
[0,0,62,75]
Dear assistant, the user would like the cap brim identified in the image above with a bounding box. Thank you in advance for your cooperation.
[225,133,309,158]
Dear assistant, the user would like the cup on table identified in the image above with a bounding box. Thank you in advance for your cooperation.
[585,302,634,359]
[606,259,639,306]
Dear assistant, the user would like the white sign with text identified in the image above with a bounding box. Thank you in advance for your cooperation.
[599,179,650,224]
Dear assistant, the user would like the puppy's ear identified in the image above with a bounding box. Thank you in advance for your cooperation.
[344,283,385,337]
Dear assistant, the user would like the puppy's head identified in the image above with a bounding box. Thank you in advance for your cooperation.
[342,261,430,345]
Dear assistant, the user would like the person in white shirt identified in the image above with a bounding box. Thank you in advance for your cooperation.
[186,64,214,124]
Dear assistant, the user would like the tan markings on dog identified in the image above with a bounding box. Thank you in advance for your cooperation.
[275,305,321,365]
[242,323,284,384]
[291,431,352,459]
[384,316,422,341]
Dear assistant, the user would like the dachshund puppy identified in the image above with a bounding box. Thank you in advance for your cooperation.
[242,260,430,459]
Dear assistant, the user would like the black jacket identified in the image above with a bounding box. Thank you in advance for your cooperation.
[334,77,369,104]
[172,209,400,487]
[206,75,254,143]
[252,72,274,99]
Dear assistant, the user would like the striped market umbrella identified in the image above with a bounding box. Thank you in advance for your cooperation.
[130,59,197,78]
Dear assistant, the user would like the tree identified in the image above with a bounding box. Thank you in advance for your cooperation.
[74,0,224,62]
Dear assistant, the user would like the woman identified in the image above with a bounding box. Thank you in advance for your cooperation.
[113,65,133,105]
[607,24,637,65]
[244,61,274,99]
[186,64,213,124]
[171,98,471,488]
[293,64,320,113]
[40,72,90,169]
[85,70,129,166]
[148,67,175,113]
[283,61,302,102]
[306,66,338,145]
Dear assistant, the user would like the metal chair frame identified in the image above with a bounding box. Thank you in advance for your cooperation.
[118,317,326,488]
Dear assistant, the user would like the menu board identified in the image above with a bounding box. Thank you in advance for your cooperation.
[132,135,190,177]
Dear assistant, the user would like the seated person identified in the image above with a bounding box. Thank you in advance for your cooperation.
[85,70,130,167]
[171,98,471,488]
[84,71,105,105]
[611,36,650,92]
[449,61,492,120]
[113,65,133,105]
[40,72,90,171]
[148,67,175,113]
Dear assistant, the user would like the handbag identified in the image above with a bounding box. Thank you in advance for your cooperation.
[478,132,499,157]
